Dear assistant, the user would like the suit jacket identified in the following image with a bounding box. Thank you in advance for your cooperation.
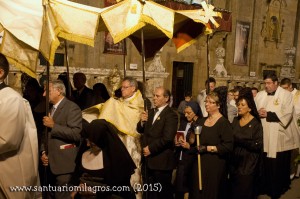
[43,97,82,175]
[72,86,95,110]
[137,106,178,170]
[227,103,237,123]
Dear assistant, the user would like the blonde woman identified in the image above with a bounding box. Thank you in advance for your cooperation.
[189,86,233,199]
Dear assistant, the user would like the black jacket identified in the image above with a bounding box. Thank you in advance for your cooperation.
[137,106,178,170]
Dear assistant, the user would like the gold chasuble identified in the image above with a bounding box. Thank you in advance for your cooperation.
[82,90,144,199]
[99,91,144,137]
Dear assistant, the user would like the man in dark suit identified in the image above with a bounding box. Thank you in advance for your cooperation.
[72,72,95,110]
[41,80,82,199]
[138,86,178,199]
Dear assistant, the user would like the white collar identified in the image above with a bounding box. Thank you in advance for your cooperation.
[155,104,168,113]
[124,91,136,102]
[82,149,104,170]
[53,97,64,109]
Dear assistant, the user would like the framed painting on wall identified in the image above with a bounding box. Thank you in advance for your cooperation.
[233,21,250,65]
[103,32,126,55]
[261,0,285,46]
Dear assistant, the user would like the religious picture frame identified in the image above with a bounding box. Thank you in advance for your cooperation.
[233,21,250,66]
[176,131,185,143]
[103,32,127,55]
[261,0,285,46]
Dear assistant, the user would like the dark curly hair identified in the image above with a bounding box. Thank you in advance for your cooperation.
[237,87,261,122]
[0,53,9,80]
[208,86,228,119]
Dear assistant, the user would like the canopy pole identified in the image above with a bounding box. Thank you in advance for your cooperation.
[45,62,50,148]
[141,29,146,83]
[206,35,210,93]
[123,39,126,77]
[64,40,72,98]
[141,28,149,199]
[43,61,50,199]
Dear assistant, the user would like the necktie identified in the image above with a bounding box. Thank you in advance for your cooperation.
[50,107,56,117]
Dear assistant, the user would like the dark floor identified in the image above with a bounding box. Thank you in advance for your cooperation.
[258,177,300,199]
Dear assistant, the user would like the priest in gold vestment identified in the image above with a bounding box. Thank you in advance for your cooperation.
[83,76,144,199]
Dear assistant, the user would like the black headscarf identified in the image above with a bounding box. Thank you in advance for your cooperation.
[86,119,136,186]
[186,101,202,117]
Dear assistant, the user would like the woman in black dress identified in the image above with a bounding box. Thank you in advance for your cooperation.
[230,87,263,199]
[174,101,202,199]
[189,86,233,199]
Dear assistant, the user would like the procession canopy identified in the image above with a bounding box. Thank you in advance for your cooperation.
[154,0,232,32]
[101,0,229,58]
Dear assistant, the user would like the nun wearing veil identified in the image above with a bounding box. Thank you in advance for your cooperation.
[174,101,203,199]
[70,119,136,199]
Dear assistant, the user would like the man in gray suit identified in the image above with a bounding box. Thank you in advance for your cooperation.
[41,80,82,199]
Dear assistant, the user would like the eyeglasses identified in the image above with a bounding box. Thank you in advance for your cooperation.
[121,86,132,89]
[204,100,216,104]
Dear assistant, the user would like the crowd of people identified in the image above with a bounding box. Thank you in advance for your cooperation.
[0,52,299,199]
